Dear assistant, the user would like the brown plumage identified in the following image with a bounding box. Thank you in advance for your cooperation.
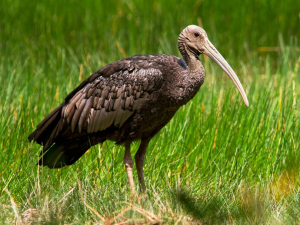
[28,25,249,191]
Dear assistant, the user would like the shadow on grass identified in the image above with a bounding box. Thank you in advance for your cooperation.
[175,190,229,224]
[175,189,268,224]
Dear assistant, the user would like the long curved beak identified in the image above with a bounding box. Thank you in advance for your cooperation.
[203,39,249,107]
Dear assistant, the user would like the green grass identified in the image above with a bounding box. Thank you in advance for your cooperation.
[1,0,300,224]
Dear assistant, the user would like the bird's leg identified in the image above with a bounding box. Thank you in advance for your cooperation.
[135,138,150,192]
[124,141,135,189]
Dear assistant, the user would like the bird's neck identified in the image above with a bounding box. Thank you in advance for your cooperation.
[179,43,202,73]
[185,55,202,73]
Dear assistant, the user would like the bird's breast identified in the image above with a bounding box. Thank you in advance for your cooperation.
[161,69,205,107]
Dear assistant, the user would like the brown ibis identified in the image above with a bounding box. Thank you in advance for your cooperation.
[28,25,249,191]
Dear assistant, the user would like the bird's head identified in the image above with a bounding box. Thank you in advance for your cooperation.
[178,25,249,107]
[178,25,209,57]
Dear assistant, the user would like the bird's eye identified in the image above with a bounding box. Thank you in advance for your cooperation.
[194,32,200,37]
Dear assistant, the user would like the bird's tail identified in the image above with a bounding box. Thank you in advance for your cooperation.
[28,103,64,150]
[38,136,99,168]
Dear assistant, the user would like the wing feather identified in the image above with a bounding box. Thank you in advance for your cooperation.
[71,98,86,132]
[87,108,96,133]
[98,108,107,131]
[78,97,93,133]
[62,92,82,119]
[93,96,99,108]
[92,109,102,132]
[62,63,163,134]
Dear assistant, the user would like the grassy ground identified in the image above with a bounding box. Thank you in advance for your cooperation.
[1,0,300,224]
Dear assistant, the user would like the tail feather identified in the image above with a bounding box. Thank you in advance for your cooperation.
[28,103,64,147]
[38,136,95,168]
[29,103,109,168]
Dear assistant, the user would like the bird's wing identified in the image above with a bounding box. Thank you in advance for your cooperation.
[61,63,163,134]
[28,56,164,148]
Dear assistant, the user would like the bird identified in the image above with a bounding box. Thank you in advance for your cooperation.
[28,25,249,191]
